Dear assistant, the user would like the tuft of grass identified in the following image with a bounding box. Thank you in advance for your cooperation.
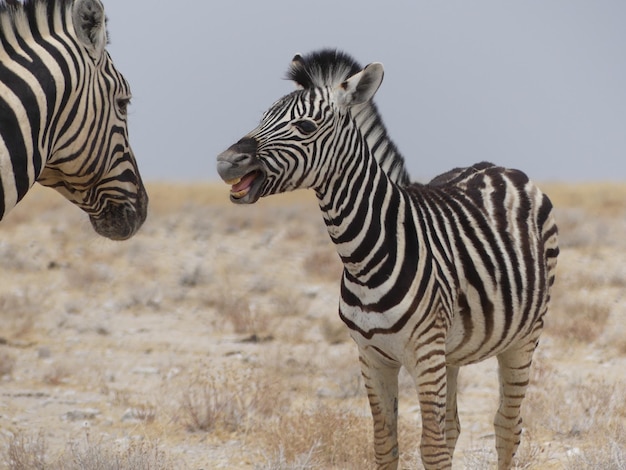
[0,290,41,340]
[302,249,342,282]
[257,405,373,470]
[0,348,16,377]
[3,429,176,470]
[181,368,285,434]
[546,298,611,343]
[4,430,47,470]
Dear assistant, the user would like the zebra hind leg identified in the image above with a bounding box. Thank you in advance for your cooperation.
[494,335,540,470]
[445,365,461,457]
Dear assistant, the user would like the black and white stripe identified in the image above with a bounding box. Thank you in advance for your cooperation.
[217,50,558,470]
[0,0,147,239]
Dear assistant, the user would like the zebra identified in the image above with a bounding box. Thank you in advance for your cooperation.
[0,0,147,240]
[217,49,559,469]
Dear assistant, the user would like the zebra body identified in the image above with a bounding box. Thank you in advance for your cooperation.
[217,50,558,469]
[0,0,147,239]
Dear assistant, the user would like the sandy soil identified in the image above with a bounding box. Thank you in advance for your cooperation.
[0,182,624,469]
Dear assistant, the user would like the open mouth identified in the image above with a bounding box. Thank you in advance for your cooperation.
[225,171,263,201]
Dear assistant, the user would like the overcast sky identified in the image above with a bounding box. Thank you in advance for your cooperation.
[103,1,625,183]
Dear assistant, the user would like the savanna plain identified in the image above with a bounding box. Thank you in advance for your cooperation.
[0,181,624,470]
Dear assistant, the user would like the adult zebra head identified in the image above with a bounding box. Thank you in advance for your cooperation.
[217,50,404,203]
[0,0,147,240]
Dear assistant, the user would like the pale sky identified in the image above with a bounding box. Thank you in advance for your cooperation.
[103,1,626,183]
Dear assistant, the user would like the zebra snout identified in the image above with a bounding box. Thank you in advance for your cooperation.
[217,138,265,204]
[89,202,145,241]
[217,138,259,184]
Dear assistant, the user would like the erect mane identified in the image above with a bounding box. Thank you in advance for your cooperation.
[287,49,363,89]
[0,0,73,15]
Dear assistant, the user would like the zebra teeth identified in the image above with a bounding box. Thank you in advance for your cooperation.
[225,177,242,186]
[231,187,251,199]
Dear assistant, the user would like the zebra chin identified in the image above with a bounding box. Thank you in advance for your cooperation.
[88,201,147,241]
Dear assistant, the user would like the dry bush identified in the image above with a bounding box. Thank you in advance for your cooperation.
[180,368,285,434]
[461,431,550,470]
[546,297,612,343]
[0,348,16,377]
[320,316,351,345]
[256,404,424,470]
[42,361,73,385]
[256,405,373,470]
[3,430,47,470]
[57,436,173,470]
[566,427,626,470]
[0,289,42,340]
[302,248,342,282]
[525,371,626,441]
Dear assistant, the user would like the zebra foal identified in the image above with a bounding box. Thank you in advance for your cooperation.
[217,50,558,469]
[0,0,146,239]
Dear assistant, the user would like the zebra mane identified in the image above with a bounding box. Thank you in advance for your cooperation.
[287,49,411,187]
[0,0,80,34]
[0,0,73,15]
[288,49,363,89]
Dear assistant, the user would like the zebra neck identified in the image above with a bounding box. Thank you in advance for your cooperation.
[352,102,411,187]
[318,152,416,287]
[0,2,76,219]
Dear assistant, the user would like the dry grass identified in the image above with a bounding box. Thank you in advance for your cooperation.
[0,181,624,469]
[3,429,173,470]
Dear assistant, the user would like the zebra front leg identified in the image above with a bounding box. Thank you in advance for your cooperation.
[445,365,461,458]
[359,349,401,469]
[494,334,539,470]
[410,345,451,469]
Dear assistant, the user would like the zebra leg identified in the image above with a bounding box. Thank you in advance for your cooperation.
[494,334,540,470]
[411,346,451,469]
[359,349,401,470]
[445,365,461,457]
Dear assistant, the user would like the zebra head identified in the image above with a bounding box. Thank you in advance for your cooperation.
[36,0,147,240]
[217,56,384,203]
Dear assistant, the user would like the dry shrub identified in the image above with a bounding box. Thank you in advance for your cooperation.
[461,431,549,470]
[258,405,373,470]
[257,404,425,470]
[302,249,342,282]
[320,316,350,345]
[4,430,47,470]
[525,372,626,440]
[59,437,173,470]
[0,290,42,340]
[181,368,285,434]
[0,348,16,377]
[546,292,612,344]
[3,430,174,470]
[566,431,626,470]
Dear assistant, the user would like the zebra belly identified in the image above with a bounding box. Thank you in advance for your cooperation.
[445,301,542,366]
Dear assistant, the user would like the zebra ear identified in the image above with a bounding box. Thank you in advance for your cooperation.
[337,62,384,107]
[72,0,107,58]
[290,53,306,89]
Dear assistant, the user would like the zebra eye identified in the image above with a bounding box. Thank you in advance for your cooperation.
[117,98,131,116]
[293,119,317,135]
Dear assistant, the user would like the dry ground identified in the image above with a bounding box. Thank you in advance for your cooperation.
[0,181,624,469]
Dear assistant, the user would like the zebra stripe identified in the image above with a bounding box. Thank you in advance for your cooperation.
[0,0,147,240]
[217,49,559,470]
